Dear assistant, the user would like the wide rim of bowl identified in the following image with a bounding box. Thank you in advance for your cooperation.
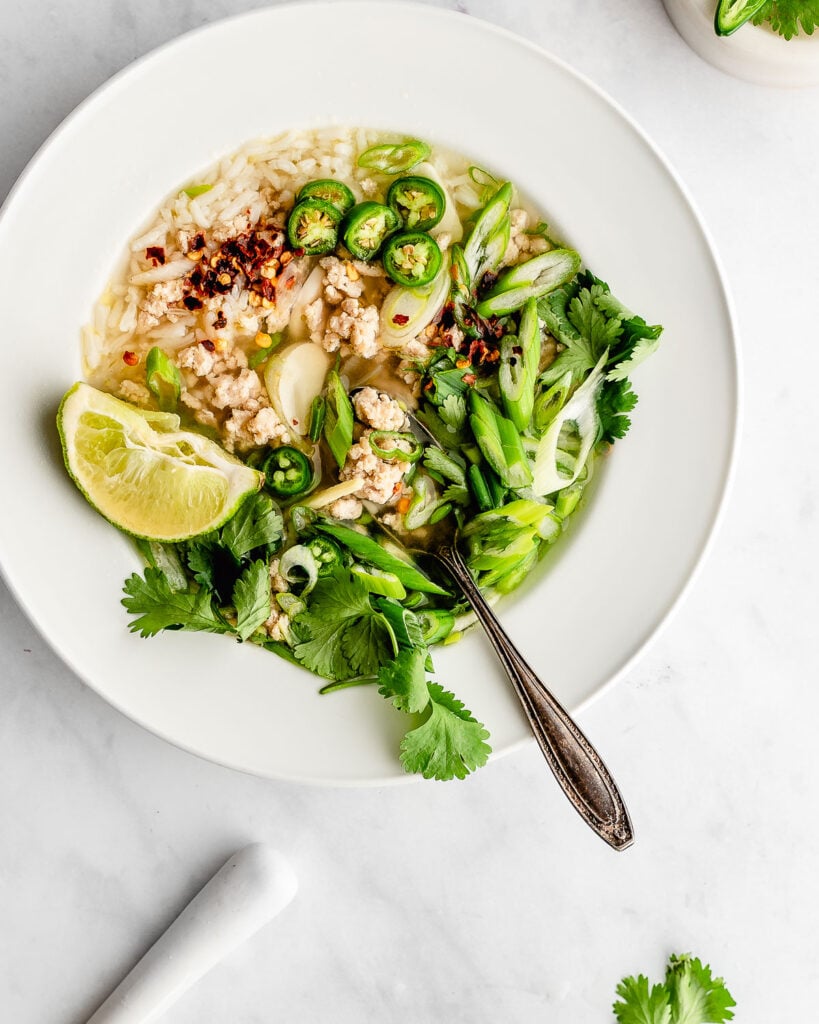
[0,1,741,787]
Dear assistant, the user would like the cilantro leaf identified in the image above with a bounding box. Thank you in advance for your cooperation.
[439,393,467,432]
[220,493,283,560]
[377,647,430,714]
[753,0,819,38]
[399,682,491,781]
[422,446,467,486]
[122,568,227,638]
[292,569,395,681]
[597,379,639,443]
[607,315,663,381]
[613,954,735,1024]
[666,954,736,1024]
[613,975,672,1024]
[232,560,271,641]
[540,283,620,385]
[373,597,426,652]
[568,285,623,354]
[184,540,217,591]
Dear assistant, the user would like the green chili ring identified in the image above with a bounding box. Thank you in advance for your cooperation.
[387,176,446,231]
[262,445,314,498]
[287,198,342,255]
[369,430,423,462]
[306,535,345,576]
[296,179,355,215]
[342,202,400,261]
[382,232,443,288]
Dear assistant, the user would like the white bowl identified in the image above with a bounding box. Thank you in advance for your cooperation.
[0,3,739,784]
[664,0,819,86]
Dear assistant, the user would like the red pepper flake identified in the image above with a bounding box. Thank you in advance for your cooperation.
[200,339,216,352]
[145,246,165,266]
[122,350,138,366]
[183,295,204,311]
[423,380,435,392]
[392,313,410,326]
[189,233,206,252]
[293,247,305,258]
[212,310,227,330]
[462,373,477,386]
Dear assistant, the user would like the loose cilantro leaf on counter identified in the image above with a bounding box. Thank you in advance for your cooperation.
[291,568,395,681]
[122,568,227,638]
[752,0,819,38]
[232,560,271,641]
[399,682,492,781]
[614,953,735,1024]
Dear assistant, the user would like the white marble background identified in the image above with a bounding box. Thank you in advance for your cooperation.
[1,1,817,1020]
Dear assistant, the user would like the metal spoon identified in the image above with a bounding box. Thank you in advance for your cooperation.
[361,392,634,850]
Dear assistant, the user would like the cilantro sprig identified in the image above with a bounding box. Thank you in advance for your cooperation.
[288,567,491,781]
[751,0,819,38]
[121,492,281,642]
[539,270,661,445]
[614,953,735,1024]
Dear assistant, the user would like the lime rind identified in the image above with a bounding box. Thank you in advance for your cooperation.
[58,382,263,542]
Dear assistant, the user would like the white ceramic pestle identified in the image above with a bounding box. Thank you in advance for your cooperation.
[86,843,297,1024]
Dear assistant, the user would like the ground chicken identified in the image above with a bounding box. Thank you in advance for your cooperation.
[401,337,431,361]
[176,342,289,451]
[304,297,328,345]
[339,431,408,504]
[119,379,152,407]
[268,559,290,594]
[222,408,288,451]
[323,299,380,357]
[179,389,218,428]
[263,604,290,643]
[327,496,363,521]
[503,208,549,267]
[137,279,186,331]
[320,256,365,304]
[212,368,261,411]
[352,387,407,432]
[178,343,217,377]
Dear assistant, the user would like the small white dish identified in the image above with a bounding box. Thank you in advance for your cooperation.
[664,0,819,86]
[0,2,739,784]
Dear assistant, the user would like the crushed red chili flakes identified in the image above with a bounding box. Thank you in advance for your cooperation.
[145,246,166,266]
[182,225,290,308]
[392,313,410,326]
[122,350,138,366]
[200,339,216,352]
[188,233,206,252]
[212,310,227,330]
[183,295,204,311]
[462,373,477,386]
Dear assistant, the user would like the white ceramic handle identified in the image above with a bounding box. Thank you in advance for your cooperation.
[86,843,297,1024]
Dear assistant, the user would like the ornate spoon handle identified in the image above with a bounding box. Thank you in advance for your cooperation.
[436,543,634,851]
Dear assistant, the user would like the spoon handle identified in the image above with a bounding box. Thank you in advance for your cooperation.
[435,543,634,851]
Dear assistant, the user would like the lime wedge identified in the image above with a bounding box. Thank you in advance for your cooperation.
[58,382,263,541]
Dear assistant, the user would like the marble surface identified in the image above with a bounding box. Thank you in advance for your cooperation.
[1,1,817,1020]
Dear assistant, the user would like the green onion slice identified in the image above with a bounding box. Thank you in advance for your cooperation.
[145,346,182,412]
[357,139,431,175]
